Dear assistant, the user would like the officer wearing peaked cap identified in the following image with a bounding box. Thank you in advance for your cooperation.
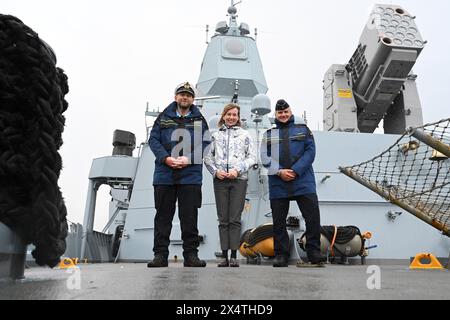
[261,99,326,267]
[147,81,210,268]
[174,81,196,97]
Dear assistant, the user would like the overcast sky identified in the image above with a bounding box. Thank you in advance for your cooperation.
[2,0,449,230]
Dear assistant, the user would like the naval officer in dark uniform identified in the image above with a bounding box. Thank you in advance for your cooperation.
[261,99,326,267]
[147,82,210,268]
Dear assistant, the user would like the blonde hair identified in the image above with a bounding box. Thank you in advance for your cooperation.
[218,103,241,127]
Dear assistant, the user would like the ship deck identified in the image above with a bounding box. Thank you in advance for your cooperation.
[1,261,448,300]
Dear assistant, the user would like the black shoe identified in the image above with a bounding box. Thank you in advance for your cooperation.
[217,257,229,267]
[184,255,207,267]
[229,258,239,267]
[308,251,327,265]
[273,255,288,267]
[147,255,168,268]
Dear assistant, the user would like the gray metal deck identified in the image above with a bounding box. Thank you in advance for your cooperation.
[1,262,448,300]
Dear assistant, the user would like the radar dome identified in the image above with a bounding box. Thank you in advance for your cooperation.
[228,6,237,15]
[251,94,271,116]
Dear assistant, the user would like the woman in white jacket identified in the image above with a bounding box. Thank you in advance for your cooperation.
[204,103,256,267]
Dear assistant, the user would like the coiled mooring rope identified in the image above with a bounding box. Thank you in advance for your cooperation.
[320,225,362,245]
[240,224,273,247]
[0,14,69,267]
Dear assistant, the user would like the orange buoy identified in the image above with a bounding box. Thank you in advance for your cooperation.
[251,238,274,257]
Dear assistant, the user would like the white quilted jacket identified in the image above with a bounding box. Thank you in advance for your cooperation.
[204,125,256,180]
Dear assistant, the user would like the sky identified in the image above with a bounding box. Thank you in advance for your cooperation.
[2,0,449,230]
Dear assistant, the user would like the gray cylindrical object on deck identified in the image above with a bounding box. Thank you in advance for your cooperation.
[0,222,27,281]
[302,233,363,257]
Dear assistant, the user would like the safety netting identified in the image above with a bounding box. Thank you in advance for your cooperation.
[340,119,450,236]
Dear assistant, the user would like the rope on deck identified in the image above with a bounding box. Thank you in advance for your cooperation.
[0,14,69,267]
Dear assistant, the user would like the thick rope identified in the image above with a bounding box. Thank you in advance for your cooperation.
[0,14,69,267]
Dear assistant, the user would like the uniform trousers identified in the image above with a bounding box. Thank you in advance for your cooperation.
[270,193,321,257]
[153,184,202,258]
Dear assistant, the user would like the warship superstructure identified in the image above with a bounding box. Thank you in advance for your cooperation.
[76,2,450,265]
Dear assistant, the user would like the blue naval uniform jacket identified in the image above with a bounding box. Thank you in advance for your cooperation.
[261,116,317,200]
[149,102,210,185]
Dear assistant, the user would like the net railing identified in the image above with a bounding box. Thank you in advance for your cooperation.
[340,118,450,237]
